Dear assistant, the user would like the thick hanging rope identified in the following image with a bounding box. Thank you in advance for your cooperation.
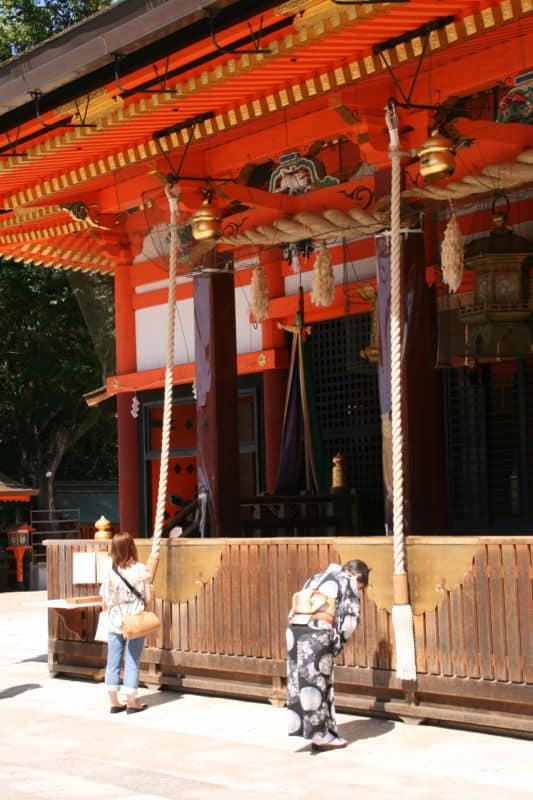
[146,183,179,580]
[385,101,417,682]
[441,210,464,293]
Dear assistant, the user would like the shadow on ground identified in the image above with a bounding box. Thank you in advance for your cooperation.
[296,717,395,754]
[132,689,185,708]
[0,683,41,699]
[339,717,395,742]
[19,654,48,664]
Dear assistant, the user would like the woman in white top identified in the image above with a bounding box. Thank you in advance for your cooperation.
[100,532,153,714]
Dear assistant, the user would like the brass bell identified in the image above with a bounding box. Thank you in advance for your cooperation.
[418,130,456,182]
[191,198,221,241]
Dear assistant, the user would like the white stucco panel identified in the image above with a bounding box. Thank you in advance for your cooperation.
[235,285,263,355]
[135,288,262,372]
[135,298,195,372]
[284,255,377,296]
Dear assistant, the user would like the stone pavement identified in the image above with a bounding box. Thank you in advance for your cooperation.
[0,590,531,800]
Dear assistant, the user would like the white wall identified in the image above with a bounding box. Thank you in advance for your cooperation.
[135,288,263,372]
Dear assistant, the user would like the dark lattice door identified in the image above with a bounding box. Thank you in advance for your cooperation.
[311,314,384,532]
[444,360,533,531]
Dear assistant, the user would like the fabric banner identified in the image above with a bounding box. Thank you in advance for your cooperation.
[275,331,327,495]
[375,235,393,531]
[275,335,304,494]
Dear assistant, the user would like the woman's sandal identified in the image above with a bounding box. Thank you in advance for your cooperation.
[110,705,127,714]
[126,704,148,715]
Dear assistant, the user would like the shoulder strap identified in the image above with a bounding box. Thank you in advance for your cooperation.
[112,565,143,600]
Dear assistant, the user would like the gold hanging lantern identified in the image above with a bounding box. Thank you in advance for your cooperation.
[190,193,221,241]
[418,130,456,182]
[459,201,533,362]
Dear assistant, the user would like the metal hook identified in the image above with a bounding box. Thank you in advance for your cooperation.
[207,9,271,55]
[29,89,96,129]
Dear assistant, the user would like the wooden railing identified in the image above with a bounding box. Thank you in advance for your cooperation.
[46,536,533,736]
[239,490,356,536]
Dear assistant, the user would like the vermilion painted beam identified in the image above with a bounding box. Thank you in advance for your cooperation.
[105,347,289,395]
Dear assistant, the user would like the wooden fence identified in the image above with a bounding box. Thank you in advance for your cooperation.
[46,536,533,737]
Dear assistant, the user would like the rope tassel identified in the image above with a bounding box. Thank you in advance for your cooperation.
[441,212,464,293]
[310,244,335,307]
[392,604,417,680]
[250,264,269,322]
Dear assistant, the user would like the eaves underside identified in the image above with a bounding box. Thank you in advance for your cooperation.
[0,1,529,210]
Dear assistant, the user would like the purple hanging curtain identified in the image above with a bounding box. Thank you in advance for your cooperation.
[376,235,393,532]
[275,329,326,494]
[275,335,305,494]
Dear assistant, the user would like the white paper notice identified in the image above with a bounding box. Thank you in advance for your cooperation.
[72,552,96,584]
[96,551,110,583]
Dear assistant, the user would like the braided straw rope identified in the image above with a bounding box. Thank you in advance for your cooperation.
[387,115,406,580]
[250,263,269,322]
[441,213,464,293]
[219,203,387,246]
[405,149,533,201]
[310,244,335,307]
[148,184,179,577]
[220,149,533,247]
[386,102,417,681]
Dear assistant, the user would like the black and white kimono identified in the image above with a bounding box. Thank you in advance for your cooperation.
[286,563,361,740]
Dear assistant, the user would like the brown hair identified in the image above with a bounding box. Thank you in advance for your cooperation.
[111,532,138,568]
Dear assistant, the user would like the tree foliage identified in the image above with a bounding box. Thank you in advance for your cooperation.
[0,0,111,62]
[0,261,116,508]
[0,0,117,515]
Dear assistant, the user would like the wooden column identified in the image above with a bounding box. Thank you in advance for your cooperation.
[261,251,287,493]
[194,268,240,536]
[263,370,286,493]
[402,234,446,531]
[114,263,140,536]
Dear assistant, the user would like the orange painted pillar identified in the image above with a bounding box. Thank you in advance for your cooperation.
[261,251,287,493]
[114,263,140,536]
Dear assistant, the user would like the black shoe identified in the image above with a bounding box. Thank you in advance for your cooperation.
[126,704,147,714]
[110,705,127,714]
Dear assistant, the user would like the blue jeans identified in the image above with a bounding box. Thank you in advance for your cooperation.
[105,632,145,695]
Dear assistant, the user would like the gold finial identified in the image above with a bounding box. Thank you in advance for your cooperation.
[94,515,113,540]
[332,452,346,489]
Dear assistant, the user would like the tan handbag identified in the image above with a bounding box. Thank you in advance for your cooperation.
[122,610,161,640]
[112,565,161,640]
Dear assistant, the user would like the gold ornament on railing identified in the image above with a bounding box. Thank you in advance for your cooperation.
[331,452,346,489]
[310,243,335,307]
[250,264,269,322]
[94,515,112,540]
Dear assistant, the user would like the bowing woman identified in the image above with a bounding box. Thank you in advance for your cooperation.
[286,559,369,750]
